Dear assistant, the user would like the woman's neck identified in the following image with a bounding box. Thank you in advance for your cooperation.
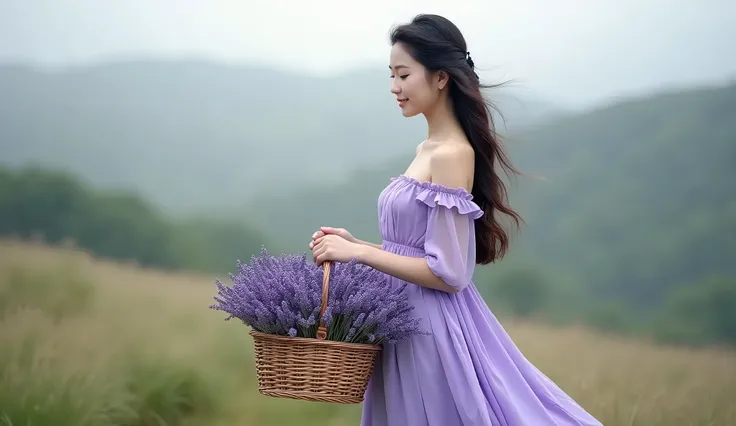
[424,97,464,143]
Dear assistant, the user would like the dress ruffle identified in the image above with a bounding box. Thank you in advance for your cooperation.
[391,175,484,219]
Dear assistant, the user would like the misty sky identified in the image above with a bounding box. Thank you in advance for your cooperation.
[1,0,735,107]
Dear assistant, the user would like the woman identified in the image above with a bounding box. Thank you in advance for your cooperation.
[309,14,602,426]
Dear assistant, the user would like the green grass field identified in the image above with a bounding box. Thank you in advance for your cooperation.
[1,240,734,426]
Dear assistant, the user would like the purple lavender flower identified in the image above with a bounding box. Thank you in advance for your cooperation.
[209,248,426,344]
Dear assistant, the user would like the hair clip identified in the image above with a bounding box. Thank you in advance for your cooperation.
[466,51,475,69]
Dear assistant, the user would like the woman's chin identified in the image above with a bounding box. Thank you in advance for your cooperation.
[400,107,419,118]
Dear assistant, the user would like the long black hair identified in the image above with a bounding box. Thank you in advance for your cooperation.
[390,14,522,264]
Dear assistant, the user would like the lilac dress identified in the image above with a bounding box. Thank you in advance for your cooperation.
[360,175,602,426]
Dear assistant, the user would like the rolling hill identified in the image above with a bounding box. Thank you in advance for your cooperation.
[0,60,558,214]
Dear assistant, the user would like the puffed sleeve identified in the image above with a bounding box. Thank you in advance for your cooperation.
[416,185,484,292]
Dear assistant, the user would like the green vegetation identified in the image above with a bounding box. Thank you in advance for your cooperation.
[0,166,268,274]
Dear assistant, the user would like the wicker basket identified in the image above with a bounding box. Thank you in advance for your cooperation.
[249,260,382,404]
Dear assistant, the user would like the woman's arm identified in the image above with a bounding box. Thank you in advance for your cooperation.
[355,238,383,250]
[355,245,457,293]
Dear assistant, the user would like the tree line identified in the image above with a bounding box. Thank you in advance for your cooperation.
[0,165,268,274]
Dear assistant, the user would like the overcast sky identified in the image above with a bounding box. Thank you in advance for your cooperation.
[1,0,735,107]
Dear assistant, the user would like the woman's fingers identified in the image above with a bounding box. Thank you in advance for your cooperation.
[312,245,326,263]
[309,230,326,249]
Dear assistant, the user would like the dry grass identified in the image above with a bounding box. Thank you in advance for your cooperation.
[1,240,734,426]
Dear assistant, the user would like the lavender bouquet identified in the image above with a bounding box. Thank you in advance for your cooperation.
[209,248,426,345]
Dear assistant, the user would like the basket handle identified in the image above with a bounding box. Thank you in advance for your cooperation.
[316,260,331,340]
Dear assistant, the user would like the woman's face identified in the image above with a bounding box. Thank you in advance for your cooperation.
[389,43,444,118]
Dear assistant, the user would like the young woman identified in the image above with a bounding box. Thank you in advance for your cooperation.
[309,14,602,426]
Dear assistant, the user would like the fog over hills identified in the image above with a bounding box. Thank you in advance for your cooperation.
[0,60,562,213]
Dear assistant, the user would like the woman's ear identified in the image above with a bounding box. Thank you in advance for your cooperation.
[436,70,449,90]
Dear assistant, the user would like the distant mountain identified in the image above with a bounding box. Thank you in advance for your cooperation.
[241,81,736,311]
[511,82,736,309]
[0,60,558,214]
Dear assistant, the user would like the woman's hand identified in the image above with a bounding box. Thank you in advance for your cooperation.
[311,234,364,265]
[314,226,356,242]
[308,228,456,293]
[309,226,356,251]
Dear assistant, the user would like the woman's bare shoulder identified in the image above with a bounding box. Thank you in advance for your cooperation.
[429,142,474,192]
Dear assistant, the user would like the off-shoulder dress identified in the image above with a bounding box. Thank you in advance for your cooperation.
[359,175,602,426]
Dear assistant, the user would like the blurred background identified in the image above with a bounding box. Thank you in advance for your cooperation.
[1,1,735,425]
